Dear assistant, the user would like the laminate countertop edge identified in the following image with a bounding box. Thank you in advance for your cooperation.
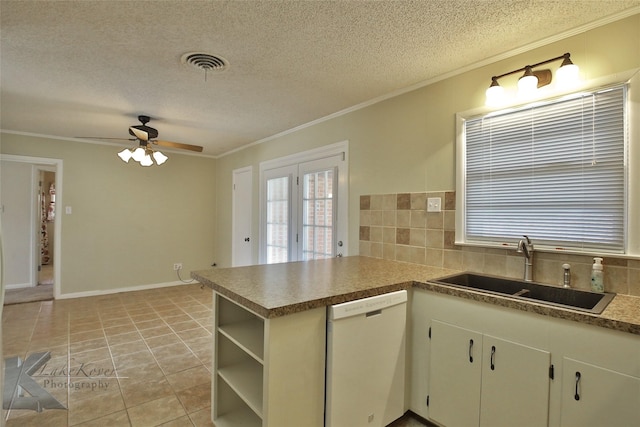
[191,256,640,336]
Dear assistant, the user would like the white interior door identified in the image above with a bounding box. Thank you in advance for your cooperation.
[232,166,253,267]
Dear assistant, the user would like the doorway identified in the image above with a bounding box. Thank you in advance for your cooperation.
[1,155,62,304]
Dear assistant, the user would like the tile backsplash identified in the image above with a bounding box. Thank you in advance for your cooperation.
[359,192,640,297]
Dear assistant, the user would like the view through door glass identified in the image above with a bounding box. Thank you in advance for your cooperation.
[266,175,290,264]
[301,167,335,260]
[261,149,346,264]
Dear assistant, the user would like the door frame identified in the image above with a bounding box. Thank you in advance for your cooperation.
[258,140,349,264]
[1,154,63,298]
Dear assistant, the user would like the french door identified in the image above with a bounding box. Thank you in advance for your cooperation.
[260,144,348,264]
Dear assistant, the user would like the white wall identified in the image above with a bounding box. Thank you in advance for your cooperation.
[0,160,33,287]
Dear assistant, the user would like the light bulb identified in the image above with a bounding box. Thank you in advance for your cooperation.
[140,154,153,167]
[517,68,538,98]
[556,63,579,89]
[153,151,168,165]
[117,148,133,163]
[485,84,505,107]
[131,147,146,162]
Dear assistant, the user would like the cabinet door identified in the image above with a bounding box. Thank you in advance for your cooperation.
[429,320,483,427]
[480,336,551,427]
[561,357,640,427]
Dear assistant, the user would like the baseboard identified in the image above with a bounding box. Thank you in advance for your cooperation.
[56,280,194,300]
[6,282,35,290]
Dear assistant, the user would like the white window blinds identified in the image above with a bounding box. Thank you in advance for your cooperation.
[463,85,626,252]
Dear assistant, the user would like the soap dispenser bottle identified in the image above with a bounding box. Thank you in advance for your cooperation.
[591,257,604,293]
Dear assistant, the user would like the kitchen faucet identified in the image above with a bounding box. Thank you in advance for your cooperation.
[516,235,534,282]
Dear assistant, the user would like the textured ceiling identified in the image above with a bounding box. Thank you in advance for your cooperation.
[1,1,639,157]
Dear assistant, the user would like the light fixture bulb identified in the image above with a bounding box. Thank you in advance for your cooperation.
[140,154,153,167]
[117,148,133,163]
[153,150,168,165]
[485,78,505,107]
[131,147,146,162]
[556,55,579,89]
[518,66,538,98]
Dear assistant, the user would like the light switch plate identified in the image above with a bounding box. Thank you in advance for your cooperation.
[427,197,441,212]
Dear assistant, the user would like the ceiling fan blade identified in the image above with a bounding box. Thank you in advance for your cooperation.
[153,140,204,152]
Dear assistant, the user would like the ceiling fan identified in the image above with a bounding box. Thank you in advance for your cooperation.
[80,115,203,166]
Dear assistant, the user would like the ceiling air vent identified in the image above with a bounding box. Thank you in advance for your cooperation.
[181,52,229,77]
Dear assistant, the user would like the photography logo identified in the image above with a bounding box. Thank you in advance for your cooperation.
[3,352,66,412]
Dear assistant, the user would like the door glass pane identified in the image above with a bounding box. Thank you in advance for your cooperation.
[266,176,289,264]
[302,168,334,260]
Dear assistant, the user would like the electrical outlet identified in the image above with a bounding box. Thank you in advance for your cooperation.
[427,197,442,212]
[173,263,183,271]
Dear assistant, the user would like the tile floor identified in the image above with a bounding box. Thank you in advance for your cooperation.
[2,283,214,426]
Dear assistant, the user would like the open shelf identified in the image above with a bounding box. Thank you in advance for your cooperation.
[218,363,263,418]
[215,372,262,427]
[219,318,264,362]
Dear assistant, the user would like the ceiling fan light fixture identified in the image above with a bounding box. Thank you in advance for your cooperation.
[131,147,146,162]
[117,148,133,163]
[140,153,154,167]
[153,150,168,165]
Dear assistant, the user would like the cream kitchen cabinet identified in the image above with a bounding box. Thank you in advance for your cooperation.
[559,357,640,426]
[428,320,551,427]
[212,293,326,427]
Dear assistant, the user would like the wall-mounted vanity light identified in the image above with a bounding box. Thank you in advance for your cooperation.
[486,53,579,106]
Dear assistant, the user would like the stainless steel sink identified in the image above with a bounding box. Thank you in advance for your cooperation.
[431,272,615,314]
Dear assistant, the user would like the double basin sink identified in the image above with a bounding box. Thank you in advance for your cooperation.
[431,272,615,314]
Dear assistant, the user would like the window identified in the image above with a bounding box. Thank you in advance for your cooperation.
[259,142,348,264]
[458,84,627,253]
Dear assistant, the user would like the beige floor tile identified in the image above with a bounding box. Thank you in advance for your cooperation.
[151,343,192,361]
[113,350,157,371]
[71,346,112,364]
[127,395,187,427]
[120,377,176,408]
[107,331,143,347]
[145,333,183,349]
[189,407,214,427]
[70,337,108,354]
[69,329,105,344]
[176,328,211,341]
[156,353,203,376]
[176,382,211,414]
[170,321,201,332]
[68,388,126,425]
[73,409,131,426]
[164,314,192,324]
[133,318,166,330]
[139,325,174,339]
[101,317,134,328]
[159,415,194,426]
[104,323,138,337]
[165,365,210,391]
[3,285,216,427]
[109,339,148,357]
[5,408,68,426]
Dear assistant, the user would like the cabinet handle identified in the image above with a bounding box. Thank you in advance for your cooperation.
[490,345,496,370]
[574,371,581,401]
[469,339,474,363]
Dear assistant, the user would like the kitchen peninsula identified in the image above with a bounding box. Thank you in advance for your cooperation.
[192,256,640,427]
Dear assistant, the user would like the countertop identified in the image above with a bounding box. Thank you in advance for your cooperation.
[191,256,640,335]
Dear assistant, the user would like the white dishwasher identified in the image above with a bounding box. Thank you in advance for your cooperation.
[325,290,407,427]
